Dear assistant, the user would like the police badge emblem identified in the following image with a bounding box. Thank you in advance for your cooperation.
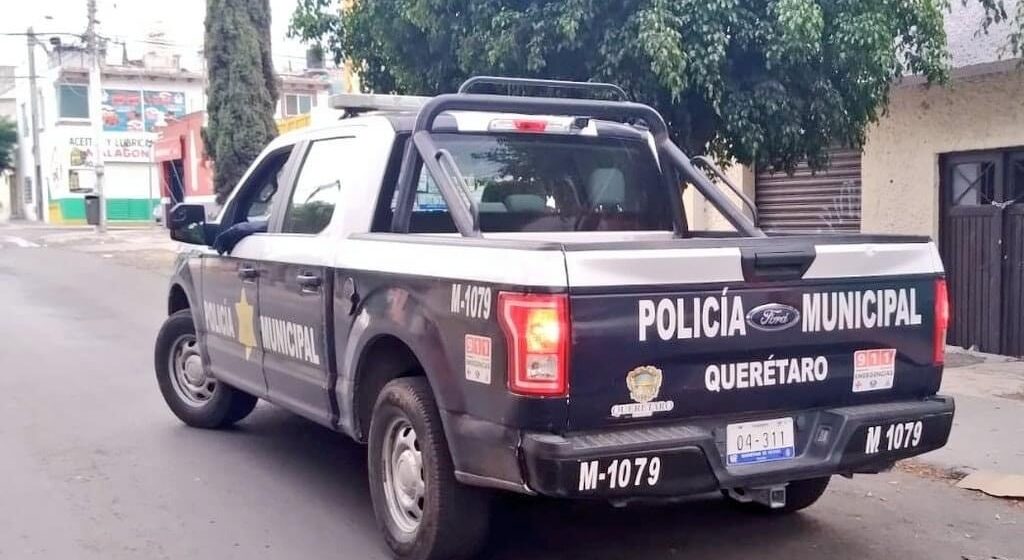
[612,365,674,419]
[626,365,663,404]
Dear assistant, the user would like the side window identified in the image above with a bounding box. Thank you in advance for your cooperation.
[409,171,448,212]
[282,137,351,234]
[231,149,292,224]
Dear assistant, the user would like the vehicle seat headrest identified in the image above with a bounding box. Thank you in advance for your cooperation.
[587,168,626,207]
[504,194,547,213]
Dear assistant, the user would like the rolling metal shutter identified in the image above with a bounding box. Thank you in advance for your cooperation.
[755,148,862,234]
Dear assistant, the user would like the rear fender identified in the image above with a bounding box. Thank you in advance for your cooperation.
[335,285,462,439]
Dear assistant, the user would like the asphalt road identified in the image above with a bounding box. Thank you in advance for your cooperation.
[1,242,1022,560]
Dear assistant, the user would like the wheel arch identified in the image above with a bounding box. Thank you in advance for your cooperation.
[350,334,427,442]
[168,283,191,315]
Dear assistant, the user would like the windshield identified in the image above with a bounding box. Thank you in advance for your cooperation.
[406,133,673,233]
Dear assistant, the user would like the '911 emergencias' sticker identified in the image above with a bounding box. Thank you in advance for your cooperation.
[464,334,492,385]
[853,349,896,393]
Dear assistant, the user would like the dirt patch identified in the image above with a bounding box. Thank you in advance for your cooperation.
[945,352,986,369]
[997,390,1024,402]
[897,461,1024,509]
[895,459,969,482]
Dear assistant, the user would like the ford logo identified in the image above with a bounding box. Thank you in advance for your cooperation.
[745,303,801,332]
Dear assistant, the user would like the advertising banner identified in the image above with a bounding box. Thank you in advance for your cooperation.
[102,89,145,132]
[143,90,187,131]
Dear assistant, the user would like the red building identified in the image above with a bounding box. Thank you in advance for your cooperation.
[154,111,215,216]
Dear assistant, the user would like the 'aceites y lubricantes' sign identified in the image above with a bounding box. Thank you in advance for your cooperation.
[68,132,156,166]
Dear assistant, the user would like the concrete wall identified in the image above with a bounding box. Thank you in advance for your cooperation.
[0,172,11,222]
[683,161,755,232]
[860,68,1024,238]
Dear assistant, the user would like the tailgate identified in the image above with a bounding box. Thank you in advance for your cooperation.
[563,239,945,431]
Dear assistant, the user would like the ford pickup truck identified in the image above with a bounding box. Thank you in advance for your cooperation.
[155,76,954,560]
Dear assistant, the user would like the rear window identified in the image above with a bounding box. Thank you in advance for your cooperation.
[400,133,672,233]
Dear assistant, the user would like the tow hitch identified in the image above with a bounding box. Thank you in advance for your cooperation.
[726,484,787,509]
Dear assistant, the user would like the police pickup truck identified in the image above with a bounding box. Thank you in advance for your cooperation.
[155,77,954,560]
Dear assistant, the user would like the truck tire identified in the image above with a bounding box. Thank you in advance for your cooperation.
[154,309,258,429]
[367,378,490,560]
[726,476,831,514]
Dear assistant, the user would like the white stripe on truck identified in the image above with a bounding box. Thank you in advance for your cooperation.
[564,247,744,287]
[805,243,944,280]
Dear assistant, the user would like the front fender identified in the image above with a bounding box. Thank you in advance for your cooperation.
[167,251,201,314]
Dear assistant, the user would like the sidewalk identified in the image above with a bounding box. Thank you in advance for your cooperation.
[26,225,180,270]
[928,349,1024,477]
[36,226,176,253]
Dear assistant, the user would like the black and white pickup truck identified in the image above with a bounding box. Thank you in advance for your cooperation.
[155,77,954,560]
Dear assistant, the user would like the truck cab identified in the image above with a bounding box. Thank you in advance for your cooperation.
[155,77,954,560]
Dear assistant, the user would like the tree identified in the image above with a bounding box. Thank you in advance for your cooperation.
[290,0,952,173]
[974,0,1024,59]
[205,0,279,203]
[0,117,16,172]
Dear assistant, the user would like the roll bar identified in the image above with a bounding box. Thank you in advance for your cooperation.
[391,87,764,238]
[692,156,760,227]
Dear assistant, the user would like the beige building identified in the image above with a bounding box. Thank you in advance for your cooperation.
[689,3,1024,356]
[861,64,1023,239]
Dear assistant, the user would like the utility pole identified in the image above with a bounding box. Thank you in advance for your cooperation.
[86,0,107,233]
[25,28,44,221]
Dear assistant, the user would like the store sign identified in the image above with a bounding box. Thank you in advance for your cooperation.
[68,133,156,165]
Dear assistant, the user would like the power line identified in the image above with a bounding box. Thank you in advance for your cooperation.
[0,31,85,37]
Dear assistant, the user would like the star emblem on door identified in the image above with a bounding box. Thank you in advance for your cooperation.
[234,288,257,360]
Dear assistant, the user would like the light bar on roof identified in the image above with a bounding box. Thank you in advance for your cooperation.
[329,93,431,113]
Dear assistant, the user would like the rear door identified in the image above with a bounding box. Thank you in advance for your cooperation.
[259,135,354,424]
[563,239,945,431]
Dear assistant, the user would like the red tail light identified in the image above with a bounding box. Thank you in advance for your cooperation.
[934,278,950,365]
[488,118,556,133]
[497,292,569,396]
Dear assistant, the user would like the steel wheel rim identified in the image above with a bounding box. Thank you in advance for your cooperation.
[168,333,217,407]
[382,415,425,536]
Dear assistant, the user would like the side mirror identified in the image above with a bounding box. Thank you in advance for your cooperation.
[168,203,215,245]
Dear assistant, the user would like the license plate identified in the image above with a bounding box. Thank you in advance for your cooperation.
[726,417,795,466]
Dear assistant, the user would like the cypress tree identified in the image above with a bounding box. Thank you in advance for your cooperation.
[204,0,279,204]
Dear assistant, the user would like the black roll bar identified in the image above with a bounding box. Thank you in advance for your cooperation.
[391,92,764,238]
[458,76,630,102]
[692,156,760,227]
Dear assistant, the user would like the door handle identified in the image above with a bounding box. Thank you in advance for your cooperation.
[237,264,259,280]
[296,272,322,290]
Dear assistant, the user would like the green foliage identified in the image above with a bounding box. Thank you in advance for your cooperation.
[290,0,953,173]
[0,117,16,172]
[972,0,1024,59]
[205,0,279,203]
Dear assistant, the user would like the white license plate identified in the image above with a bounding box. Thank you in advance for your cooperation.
[726,417,795,466]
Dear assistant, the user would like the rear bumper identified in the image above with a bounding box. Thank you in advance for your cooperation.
[445,396,954,499]
[522,396,954,498]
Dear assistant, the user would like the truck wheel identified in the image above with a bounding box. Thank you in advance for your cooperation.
[368,378,490,560]
[154,309,258,429]
[726,477,831,514]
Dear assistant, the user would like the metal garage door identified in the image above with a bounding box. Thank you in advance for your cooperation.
[755,148,862,234]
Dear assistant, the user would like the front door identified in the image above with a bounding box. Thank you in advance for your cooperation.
[940,148,1024,356]
[258,136,351,424]
[199,148,295,397]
